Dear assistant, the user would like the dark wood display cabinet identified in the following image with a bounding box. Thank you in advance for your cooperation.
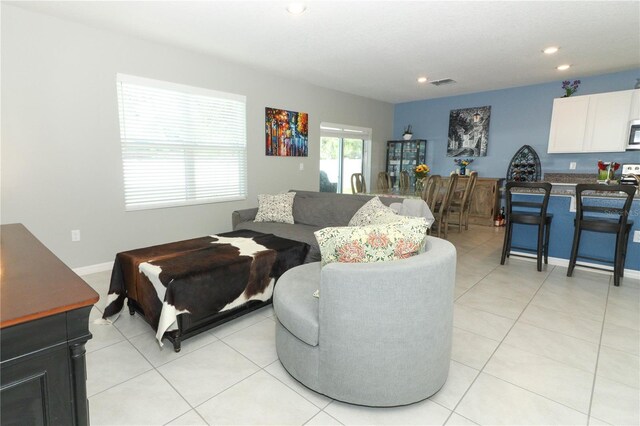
[1,224,99,426]
[386,139,427,189]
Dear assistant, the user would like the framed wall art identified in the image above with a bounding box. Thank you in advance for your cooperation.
[447,106,491,157]
[265,107,309,157]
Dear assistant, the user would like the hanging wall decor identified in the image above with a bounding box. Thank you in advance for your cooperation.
[265,107,309,157]
[447,106,491,157]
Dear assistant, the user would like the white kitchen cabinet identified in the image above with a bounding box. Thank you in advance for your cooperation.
[547,89,638,153]
[548,96,590,153]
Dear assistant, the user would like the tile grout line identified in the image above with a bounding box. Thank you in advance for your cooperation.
[454,264,624,420]
[444,263,557,423]
[585,275,613,424]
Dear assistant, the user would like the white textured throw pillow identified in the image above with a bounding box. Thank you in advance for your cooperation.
[254,192,296,224]
[315,217,428,266]
[348,197,397,226]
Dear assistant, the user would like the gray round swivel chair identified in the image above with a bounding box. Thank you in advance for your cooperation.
[273,236,456,407]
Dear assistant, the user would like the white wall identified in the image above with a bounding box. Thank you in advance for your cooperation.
[1,5,394,268]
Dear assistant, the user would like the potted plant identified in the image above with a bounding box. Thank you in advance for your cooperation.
[597,161,620,183]
[403,125,413,140]
[561,80,581,97]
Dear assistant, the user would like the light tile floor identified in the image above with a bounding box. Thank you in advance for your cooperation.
[82,226,640,425]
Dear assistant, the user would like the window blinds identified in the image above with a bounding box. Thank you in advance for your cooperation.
[320,122,372,140]
[116,74,247,210]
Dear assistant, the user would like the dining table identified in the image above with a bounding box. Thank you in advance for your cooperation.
[366,188,435,227]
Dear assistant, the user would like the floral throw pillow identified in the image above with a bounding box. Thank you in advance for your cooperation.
[348,197,397,226]
[254,192,296,224]
[314,217,428,266]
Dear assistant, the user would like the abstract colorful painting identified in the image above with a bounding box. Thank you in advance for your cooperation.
[447,106,491,157]
[265,107,308,157]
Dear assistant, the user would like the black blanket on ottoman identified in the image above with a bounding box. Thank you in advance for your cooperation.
[102,230,309,350]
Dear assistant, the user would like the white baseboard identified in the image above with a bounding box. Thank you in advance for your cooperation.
[510,251,640,280]
[73,261,114,276]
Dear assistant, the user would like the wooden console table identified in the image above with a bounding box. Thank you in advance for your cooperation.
[1,224,99,425]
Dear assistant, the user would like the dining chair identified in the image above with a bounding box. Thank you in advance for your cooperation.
[448,171,478,232]
[377,172,392,192]
[429,173,459,239]
[350,173,367,194]
[399,171,410,193]
[421,175,442,209]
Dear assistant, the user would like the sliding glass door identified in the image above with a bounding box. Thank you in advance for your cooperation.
[320,137,364,194]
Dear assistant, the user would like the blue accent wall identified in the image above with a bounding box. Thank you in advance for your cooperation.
[394,69,640,178]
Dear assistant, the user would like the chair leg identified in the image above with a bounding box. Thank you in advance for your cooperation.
[536,223,544,272]
[505,223,514,258]
[544,219,551,265]
[458,211,462,233]
[500,221,511,265]
[619,227,630,279]
[464,210,470,230]
[613,230,623,286]
[567,224,581,277]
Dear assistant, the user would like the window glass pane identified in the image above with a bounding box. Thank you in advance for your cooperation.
[117,74,247,210]
[342,139,364,193]
[319,137,339,193]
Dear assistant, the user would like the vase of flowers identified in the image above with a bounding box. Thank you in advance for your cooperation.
[414,163,430,191]
[454,158,474,176]
[562,80,581,97]
[597,160,620,183]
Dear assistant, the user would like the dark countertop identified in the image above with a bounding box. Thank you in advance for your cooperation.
[505,173,639,198]
[544,173,598,184]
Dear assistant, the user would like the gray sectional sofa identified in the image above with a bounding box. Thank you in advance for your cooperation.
[232,190,403,262]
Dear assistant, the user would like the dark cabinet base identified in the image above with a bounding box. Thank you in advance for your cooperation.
[1,307,92,426]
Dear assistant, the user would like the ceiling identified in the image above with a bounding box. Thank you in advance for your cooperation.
[9,1,640,104]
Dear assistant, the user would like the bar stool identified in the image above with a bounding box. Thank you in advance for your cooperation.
[501,182,553,271]
[567,184,635,286]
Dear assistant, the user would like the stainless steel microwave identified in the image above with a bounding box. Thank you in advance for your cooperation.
[629,120,640,150]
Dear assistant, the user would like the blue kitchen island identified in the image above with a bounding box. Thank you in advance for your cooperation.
[509,187,639,276]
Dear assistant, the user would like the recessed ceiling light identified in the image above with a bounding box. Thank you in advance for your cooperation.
[543,46,559,54]
[557,64,571,71]
[417,77,428,83]
[287,3,307,14]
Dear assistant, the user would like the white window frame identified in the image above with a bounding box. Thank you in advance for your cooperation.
[320,122,372,192]
[116,74,247,211]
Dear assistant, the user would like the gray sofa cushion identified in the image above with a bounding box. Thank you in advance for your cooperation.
[292,190,372,227]
[273,262,321,346]
[234,221,323,262]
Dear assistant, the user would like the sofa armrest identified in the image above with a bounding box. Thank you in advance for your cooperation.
[232,207,259,229]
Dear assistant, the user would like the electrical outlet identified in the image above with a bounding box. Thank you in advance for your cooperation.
[71,230,81,242]
[634,230,640,243]
[299,163,304,171]
[569,162,577,170]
